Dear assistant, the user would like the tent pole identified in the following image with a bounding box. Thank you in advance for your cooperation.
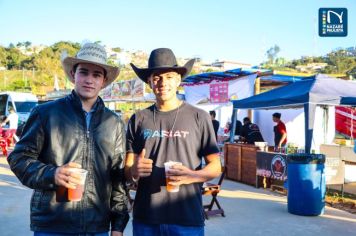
[229,108,238,143]
[304,103,316,154]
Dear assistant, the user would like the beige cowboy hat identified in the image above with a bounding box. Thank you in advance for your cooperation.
[61,43,120,88]
[130,48,195,83]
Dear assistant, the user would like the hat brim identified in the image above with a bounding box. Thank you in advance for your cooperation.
[130,59,195,83]
[61,57,120,88]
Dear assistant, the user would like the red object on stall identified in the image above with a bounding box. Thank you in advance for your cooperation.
[335,106,356,138]
[0,138,7,156]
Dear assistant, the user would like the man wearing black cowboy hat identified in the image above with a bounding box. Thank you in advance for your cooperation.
[125,48,221,235]
[8,43,129,236]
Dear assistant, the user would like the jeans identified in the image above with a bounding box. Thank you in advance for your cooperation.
[133,221,204,236]
[34,232,108,236]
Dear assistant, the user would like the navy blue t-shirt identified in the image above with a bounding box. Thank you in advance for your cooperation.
[126,102,219,226]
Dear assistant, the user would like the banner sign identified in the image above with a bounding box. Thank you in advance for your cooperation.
[256,152,288,181]
[209,82,229,103]
[335,106,356,138]
[101,79,144,100]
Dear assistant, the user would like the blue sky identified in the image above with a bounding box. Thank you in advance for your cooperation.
[0,0,354,65]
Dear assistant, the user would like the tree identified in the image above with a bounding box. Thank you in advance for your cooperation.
[33,47,58,77]
[24,41,32,48]
[266,45,280,64]
[21,57,35,69]
[52,41,81,56]
[275,57,287,66]
[6,48,26,69]
[112,47,122,53]
[0,46,7,67]
[32,41,81,90]
[6,79,28,91]
[322,49,356,74]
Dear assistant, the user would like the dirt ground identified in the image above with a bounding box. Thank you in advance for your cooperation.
[326,189,356,214]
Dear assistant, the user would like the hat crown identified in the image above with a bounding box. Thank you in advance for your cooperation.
[76,43,107,64]
[148,48,178,68]
[61,42,120,88]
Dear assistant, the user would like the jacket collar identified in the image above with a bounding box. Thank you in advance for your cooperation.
[68,90,105,112]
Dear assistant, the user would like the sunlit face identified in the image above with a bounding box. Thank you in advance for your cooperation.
[71,63,107,101]
[148,70,181,103]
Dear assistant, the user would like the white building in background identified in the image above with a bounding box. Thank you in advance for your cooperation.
[17,45,46,56]
[296,63,328,72]
[117,51,132,66]
[211,61,252,70]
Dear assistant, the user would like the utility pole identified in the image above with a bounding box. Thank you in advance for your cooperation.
[22,67,25,91]
[3,70,6,89]
[22,67,28,89]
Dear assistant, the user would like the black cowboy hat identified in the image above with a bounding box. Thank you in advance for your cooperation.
[130,48,195,83]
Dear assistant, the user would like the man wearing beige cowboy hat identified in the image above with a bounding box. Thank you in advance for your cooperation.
[125,48,221,235]
[8,43,129,236]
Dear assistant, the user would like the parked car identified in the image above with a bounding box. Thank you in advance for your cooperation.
[0,92,38,137]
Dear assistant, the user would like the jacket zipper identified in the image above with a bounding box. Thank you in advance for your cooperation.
[82,113,90,232]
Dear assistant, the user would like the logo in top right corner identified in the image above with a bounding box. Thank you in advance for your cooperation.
[319,8,347,37]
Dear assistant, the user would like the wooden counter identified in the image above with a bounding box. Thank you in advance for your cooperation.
[224,143,259,186]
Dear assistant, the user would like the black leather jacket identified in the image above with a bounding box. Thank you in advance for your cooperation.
[7,91,129,233]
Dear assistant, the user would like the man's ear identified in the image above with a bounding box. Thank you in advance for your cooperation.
[101,77,108,88]
[70,70,75,81]
[148,78,153,89]
[176,75,182,87]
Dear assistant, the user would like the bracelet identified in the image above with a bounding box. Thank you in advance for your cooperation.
[132,175,139,183]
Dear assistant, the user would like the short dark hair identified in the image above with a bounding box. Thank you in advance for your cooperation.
[272,112,281,119]
[209,110,216,118]
[73,63,107,78]
[243,117,250,123]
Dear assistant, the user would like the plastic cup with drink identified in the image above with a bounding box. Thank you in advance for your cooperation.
[67,168,88,201]
[55,166,88,202]
[164,161,182,193]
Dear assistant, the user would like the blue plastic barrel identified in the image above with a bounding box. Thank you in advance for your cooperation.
[287,154,326,216]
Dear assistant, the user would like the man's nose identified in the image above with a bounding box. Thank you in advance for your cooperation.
[85,74,95,83]
[159,77,170,85]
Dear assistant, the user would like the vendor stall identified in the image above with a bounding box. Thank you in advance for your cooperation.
[224,143,259,186]
[182,71,257,129]
[228,74,356,188]
[231,74,356,153]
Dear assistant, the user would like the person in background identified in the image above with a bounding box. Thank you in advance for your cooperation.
[125,48,221,236]
[223,121,231,134]
[1,107,19,146]
[7,43,129,236]
[272,112,287,149]
[240,117,264,144]
[230,118,242,136]
[209,110,220,140]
